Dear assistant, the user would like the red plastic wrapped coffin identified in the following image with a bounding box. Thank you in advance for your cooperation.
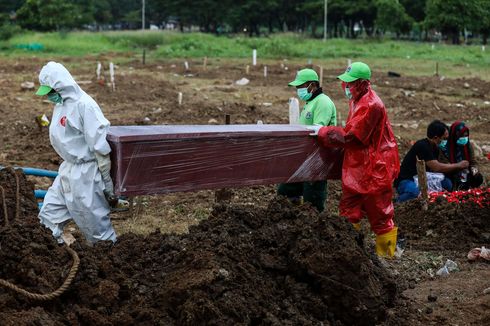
[107,125,343,196]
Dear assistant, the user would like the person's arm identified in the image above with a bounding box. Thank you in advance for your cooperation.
[468,142,478,170]
[312,97,336,127]
[344,103,384,147]
[82,104,117,206]
[426,159,469,173]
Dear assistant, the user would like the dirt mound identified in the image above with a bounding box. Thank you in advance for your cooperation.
[0,167,38,225]
[394,196,490,251]
[0,171,398,325]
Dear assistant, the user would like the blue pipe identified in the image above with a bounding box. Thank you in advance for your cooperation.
[35,189,48,199]
[0,166,58,178]
[20,167,58,178]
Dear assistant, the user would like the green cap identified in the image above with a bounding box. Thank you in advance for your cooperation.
[35,85,52,96]
[337,62,371,82]
[288,68,319,86]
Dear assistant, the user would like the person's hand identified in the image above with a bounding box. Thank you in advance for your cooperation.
[458,160,469,169]
[305,125,322,136]
[104,188,118,208]
[470,166,478,175]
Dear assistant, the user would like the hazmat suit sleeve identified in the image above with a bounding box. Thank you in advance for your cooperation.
[344,103,384,147]
[81,104,117,205]
[81,104,111,156]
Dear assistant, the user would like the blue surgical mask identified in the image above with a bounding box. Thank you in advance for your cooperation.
[47,92,63,104]
[345,87,352,99]
[297,87,312,101]
[456,137,468,146]
[438,139,447,149]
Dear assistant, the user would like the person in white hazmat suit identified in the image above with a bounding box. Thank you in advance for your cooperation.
[36,61,117,244]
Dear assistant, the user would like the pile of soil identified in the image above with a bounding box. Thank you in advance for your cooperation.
[0,170,398,325]
[394,196,490,251]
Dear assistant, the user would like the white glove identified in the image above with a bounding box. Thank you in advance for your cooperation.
[95,152,117,206]
[470,166,478,175]
[305,125,322,136]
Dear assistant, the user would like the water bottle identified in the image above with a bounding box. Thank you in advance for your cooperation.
[288,98,300,125]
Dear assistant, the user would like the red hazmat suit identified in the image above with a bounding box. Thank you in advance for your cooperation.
[318,80,400,235]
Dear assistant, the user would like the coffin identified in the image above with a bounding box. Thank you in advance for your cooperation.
[107,125,343,197]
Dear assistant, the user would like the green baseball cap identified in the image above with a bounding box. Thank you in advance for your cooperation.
[288,68,319,86]
[35,85,52,96]
[337,62,371,82]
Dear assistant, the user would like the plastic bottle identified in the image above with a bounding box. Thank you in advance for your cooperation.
[288,97,300,125]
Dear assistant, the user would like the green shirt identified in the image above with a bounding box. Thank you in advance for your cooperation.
[299,93,337,126]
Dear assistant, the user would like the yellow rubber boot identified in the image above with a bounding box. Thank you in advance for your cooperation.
[375,227,398,258]
[352,223,361,231]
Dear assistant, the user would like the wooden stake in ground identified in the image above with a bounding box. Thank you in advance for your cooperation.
[109,62,115,91]
[319,65,323,87]
[178,92,183,105]
[416,156,429,211]
[215,114,233,202]
[96,62,101,80]
[263,66,267,78]
[184,61,189,71]
[252,49,257,66]
[245,65,250,75]
[203,57,208,70]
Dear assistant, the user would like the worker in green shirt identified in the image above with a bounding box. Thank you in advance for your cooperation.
[278,68,337,212]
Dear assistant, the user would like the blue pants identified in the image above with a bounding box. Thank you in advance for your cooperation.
[396,178,452,203]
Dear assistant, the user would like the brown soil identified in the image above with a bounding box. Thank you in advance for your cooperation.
[394,197,490,251]
[0,170,398,325]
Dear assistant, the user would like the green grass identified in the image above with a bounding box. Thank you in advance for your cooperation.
[1,31,489,77]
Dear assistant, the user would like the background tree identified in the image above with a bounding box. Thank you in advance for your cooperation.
[375,0,413,38]
[16,0,82,31]
[425,0,481,44]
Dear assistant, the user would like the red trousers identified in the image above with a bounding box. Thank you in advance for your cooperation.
[339,188,395,235]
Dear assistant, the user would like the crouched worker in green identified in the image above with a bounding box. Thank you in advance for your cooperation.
[278,68,337,212]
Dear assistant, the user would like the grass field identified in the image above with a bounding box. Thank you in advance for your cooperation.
[1,31,490,78]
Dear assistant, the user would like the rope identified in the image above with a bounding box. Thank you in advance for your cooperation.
[0,246,80,301]
[0,167,21,226]
[0,186,8,227]
[14,170,20,221]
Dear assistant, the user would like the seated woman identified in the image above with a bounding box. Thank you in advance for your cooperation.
[441,121,484,190]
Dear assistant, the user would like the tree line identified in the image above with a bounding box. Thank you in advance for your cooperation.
[1,0,490,44]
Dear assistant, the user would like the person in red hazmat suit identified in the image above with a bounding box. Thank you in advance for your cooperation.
[306,62,400,257]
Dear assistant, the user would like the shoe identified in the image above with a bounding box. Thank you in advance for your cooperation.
[375,227,398,258]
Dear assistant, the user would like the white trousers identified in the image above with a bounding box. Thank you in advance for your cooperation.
[39,160,116,244]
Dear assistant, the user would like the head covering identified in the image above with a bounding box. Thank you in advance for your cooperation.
[447,121,471,163]
[337,62,371,82]
[37,61,82,102]
[288,68,319,86]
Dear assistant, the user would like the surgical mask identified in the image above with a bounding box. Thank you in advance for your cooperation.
[438,139,447,149]
[456,137,468,146]
[47,92,63,104]
[297,87,312,101]
[345,87,352,99]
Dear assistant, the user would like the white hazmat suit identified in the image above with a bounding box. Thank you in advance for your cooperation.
[38,62,117,244]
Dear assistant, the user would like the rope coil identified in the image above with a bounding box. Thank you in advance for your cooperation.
[0,167,80,301]
[0,246,80,301]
